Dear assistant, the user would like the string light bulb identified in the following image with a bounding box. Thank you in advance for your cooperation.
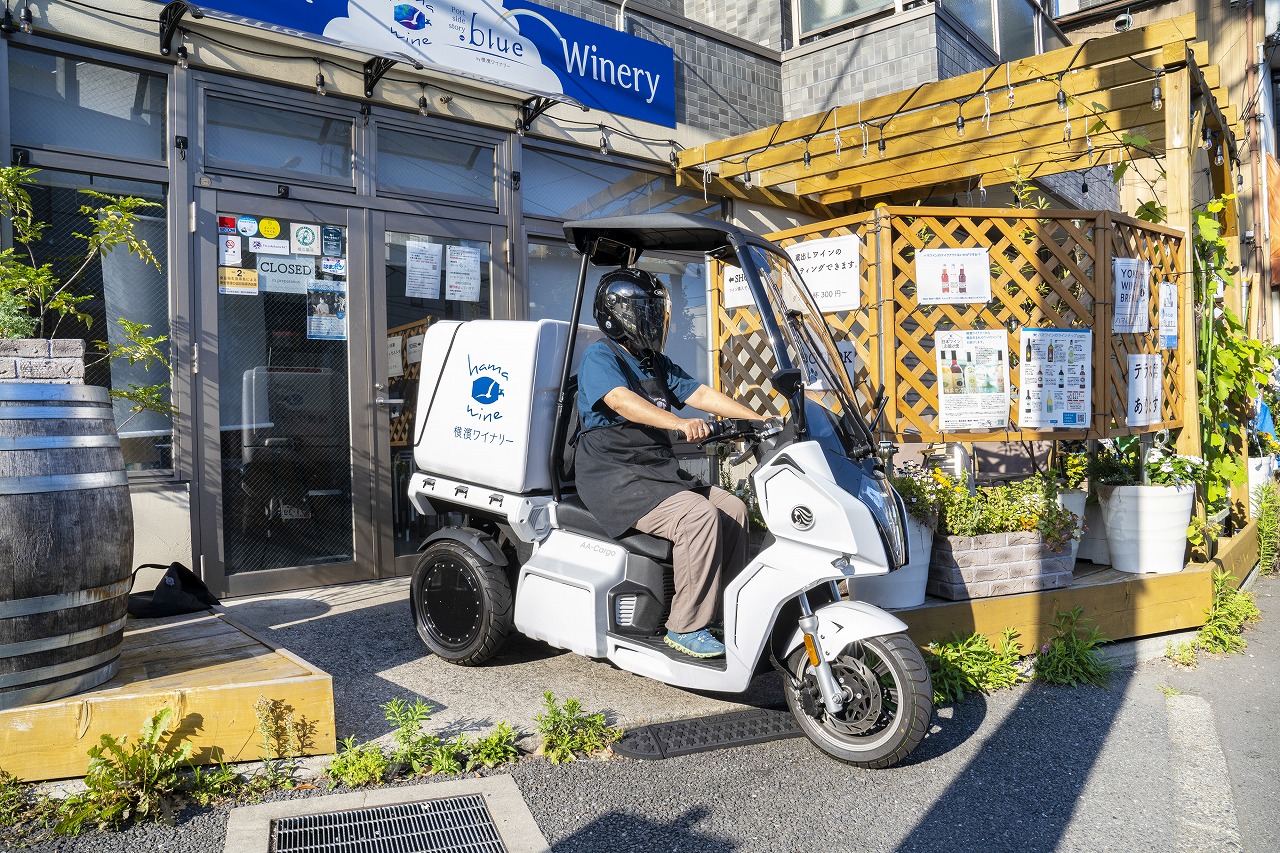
[19,2,30,34]
[1081,178,1089,196]
[742,156,752,188]
[802,137,811,169]
[1214,145,1224,167]
[877,128,886,158]
[315,61,327,97]
[1201,126,1214,150]
[1151,78,1163,112]
[956,111,965,138]
[1056,87,1067,112]
[418,84,429,116]
[175,44,188,70]
[598,125,608,155]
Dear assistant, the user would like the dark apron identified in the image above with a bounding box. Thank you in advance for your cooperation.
[574,345,704,539]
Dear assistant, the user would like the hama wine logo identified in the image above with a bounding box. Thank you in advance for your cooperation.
[393,3,430,30]
[466,356,508,422]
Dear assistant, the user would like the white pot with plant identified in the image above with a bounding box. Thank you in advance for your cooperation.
[845,462,941,609]
[1093,437,1202,575]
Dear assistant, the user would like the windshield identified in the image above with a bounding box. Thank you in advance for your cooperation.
[738,244,875,451]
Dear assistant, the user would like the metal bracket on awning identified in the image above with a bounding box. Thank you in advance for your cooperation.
[517,97,558,135]
[363,56,397,99]
[159,0,204,56]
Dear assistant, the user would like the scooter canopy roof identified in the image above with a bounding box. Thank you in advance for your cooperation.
[563,213,777,267]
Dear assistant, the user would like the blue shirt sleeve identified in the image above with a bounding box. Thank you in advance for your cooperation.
[577,342,630,430]
[658,354,703,405]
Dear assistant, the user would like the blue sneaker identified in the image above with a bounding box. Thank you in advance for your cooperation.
[664,628,725,658]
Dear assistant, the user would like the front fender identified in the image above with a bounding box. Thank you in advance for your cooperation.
[783,600,909,662]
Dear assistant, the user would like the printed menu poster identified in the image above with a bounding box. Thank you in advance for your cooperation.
[387,335,404,379]
[1018,328,1092,429]
[405,241,442,299]
[916,248,992,304]
[1127,353,1164,427]
[1159,281,1178,349]
[307,281,347,340]
[1112,257,1151,333]
[934,329,1009,431]
[784,235,861,312]
[445,245,482,302]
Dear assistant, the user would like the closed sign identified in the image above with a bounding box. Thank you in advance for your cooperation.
[257,255,316,294]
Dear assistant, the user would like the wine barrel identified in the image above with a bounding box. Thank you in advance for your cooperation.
[0,382,134,710]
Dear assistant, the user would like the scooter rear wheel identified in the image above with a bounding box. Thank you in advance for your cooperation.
[410,538,511,666]
[784,633,933,768]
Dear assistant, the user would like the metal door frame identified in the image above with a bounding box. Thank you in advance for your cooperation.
[194,189,377,598]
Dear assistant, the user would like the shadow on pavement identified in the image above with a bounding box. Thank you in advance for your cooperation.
[552,806,735,853]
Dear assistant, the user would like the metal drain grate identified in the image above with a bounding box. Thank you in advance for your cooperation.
[272,794,507,853]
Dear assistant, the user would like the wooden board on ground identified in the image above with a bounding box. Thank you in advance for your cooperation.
[0,609,336,782]
[899,560,1215,652]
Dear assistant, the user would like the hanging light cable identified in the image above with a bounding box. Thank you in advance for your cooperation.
[1151,74,1163,111]
[955,102,966,138]
[419,83,429,116]
[315,59,327,97]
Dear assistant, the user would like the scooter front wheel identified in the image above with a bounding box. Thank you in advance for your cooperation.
[784,633,932,768]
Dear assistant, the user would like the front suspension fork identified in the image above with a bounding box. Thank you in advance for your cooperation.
[797,589,847,716]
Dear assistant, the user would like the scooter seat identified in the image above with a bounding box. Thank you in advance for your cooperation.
[555,495,673,563]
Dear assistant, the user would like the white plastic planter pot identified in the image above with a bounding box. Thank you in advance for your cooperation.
[1057,488,1087,566]
[1247,456,1275,513]
[1098,484,1194,574]
[847,514,932,609]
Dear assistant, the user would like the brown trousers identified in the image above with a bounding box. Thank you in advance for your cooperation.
[634,486,749,633]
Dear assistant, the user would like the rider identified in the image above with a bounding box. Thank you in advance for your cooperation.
[575,267,763,659]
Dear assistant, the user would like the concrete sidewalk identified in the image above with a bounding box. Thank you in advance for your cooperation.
[221,577,785,749]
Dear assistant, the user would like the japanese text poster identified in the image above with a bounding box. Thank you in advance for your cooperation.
[916,248,992,304]
[1112,257,1151,333]
[1159,281,1178,349]
[934,329,1009,431]
[307,281,347,340]
[1018,328,1092,429]
[387,335,404,379]
[405,240,442,299]
[445,246,482,302]
[784,234,861,312]
[1127,353,1164,427]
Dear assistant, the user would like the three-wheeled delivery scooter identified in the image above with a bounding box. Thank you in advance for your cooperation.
[405,213,932,767]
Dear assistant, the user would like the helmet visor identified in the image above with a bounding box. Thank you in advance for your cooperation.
[615,293,670,353]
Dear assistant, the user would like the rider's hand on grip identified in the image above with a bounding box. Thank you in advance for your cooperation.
[678,418,712,442]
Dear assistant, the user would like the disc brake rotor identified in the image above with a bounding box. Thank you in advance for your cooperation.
[825,655,887,735]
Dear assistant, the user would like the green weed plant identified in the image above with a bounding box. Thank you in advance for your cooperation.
[252,697,315,789]
[1033,607,1114,687]
[1164,640,1199,669]
[1196,570,1261,655]
[467,723,520,770]
[925,629,1025,705]
[1254,482,1280,575]
[383,697,438,776]
[534,692,621,764]
[325,737,390,788]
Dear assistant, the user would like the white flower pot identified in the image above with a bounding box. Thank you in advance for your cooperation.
[1098,484,1194,574]
[847,514,932,609]
[1056,488,1087,566]
[1075,495,1110,565]
[1248,456,1275,513]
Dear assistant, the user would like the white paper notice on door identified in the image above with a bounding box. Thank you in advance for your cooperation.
[1126,353,1164,426]
[405,241,442,300]
[1112,257,1151,333]
[406,334,424,364]
[387,335,404,378]
[445,246,482,302]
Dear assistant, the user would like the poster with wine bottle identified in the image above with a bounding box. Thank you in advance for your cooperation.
[1018,328,1092,429]
[915,248,992,304]
[934,329,1010,431]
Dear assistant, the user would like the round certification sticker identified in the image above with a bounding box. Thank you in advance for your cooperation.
[259,218,281,239]
[236,215,258,237]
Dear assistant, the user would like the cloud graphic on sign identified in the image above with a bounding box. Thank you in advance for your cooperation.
[321,1,561,94]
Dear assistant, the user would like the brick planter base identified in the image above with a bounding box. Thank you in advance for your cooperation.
[0,339,85,384]
[927,531,1074,601]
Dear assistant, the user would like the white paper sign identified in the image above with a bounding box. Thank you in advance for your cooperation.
[445,246,482,302]
[219,235,242,266]
[1126,353,1163,427]
[1159,281,1178,349]
[934,329,1010,431]
[1018,328,1092,429]
[723,265,752,309]
[307,281,347,340]
[916,248,992,304]
[406,334,425,364]
[387,335,404,378]
[406,241,442,299]
[1112,257,1151,333]
[785,235,861,312]
[291,222,322,256]
[256,255,316,294]
[247,236,290,255]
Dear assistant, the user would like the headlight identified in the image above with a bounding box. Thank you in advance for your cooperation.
[856,468,908,570]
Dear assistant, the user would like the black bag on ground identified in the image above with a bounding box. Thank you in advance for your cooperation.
[126,562,221,618]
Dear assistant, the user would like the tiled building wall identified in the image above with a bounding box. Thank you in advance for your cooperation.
[683,0,789,50]
[936,18,995,79]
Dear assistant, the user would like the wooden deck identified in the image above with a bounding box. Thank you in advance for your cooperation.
[0,609,336,782]
[899,521,1259,651]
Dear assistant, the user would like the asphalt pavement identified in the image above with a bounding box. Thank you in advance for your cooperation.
[16,574,1279,852]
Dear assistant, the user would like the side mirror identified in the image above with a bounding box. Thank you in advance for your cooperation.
[772,368,803,398]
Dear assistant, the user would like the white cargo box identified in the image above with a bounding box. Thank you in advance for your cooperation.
[413,320,601,495]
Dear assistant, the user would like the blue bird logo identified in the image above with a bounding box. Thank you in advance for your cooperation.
[393,4,428,30]
[471,377,503,405]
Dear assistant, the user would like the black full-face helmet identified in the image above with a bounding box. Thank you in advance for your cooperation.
[593,267,670,356]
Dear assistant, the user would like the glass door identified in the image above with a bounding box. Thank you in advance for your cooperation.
[373,213,505,576]
[195,191,376,596]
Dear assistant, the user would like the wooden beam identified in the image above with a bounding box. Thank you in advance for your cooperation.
[1167,68,1201,462]
[677,13,1197,169]
[673,167,836,219]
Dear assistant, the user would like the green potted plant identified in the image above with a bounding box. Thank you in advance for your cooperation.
[927,474,1080,601]
[1091,437,1203,574]
[846,462,942,609]
[1247,428,1277,514]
